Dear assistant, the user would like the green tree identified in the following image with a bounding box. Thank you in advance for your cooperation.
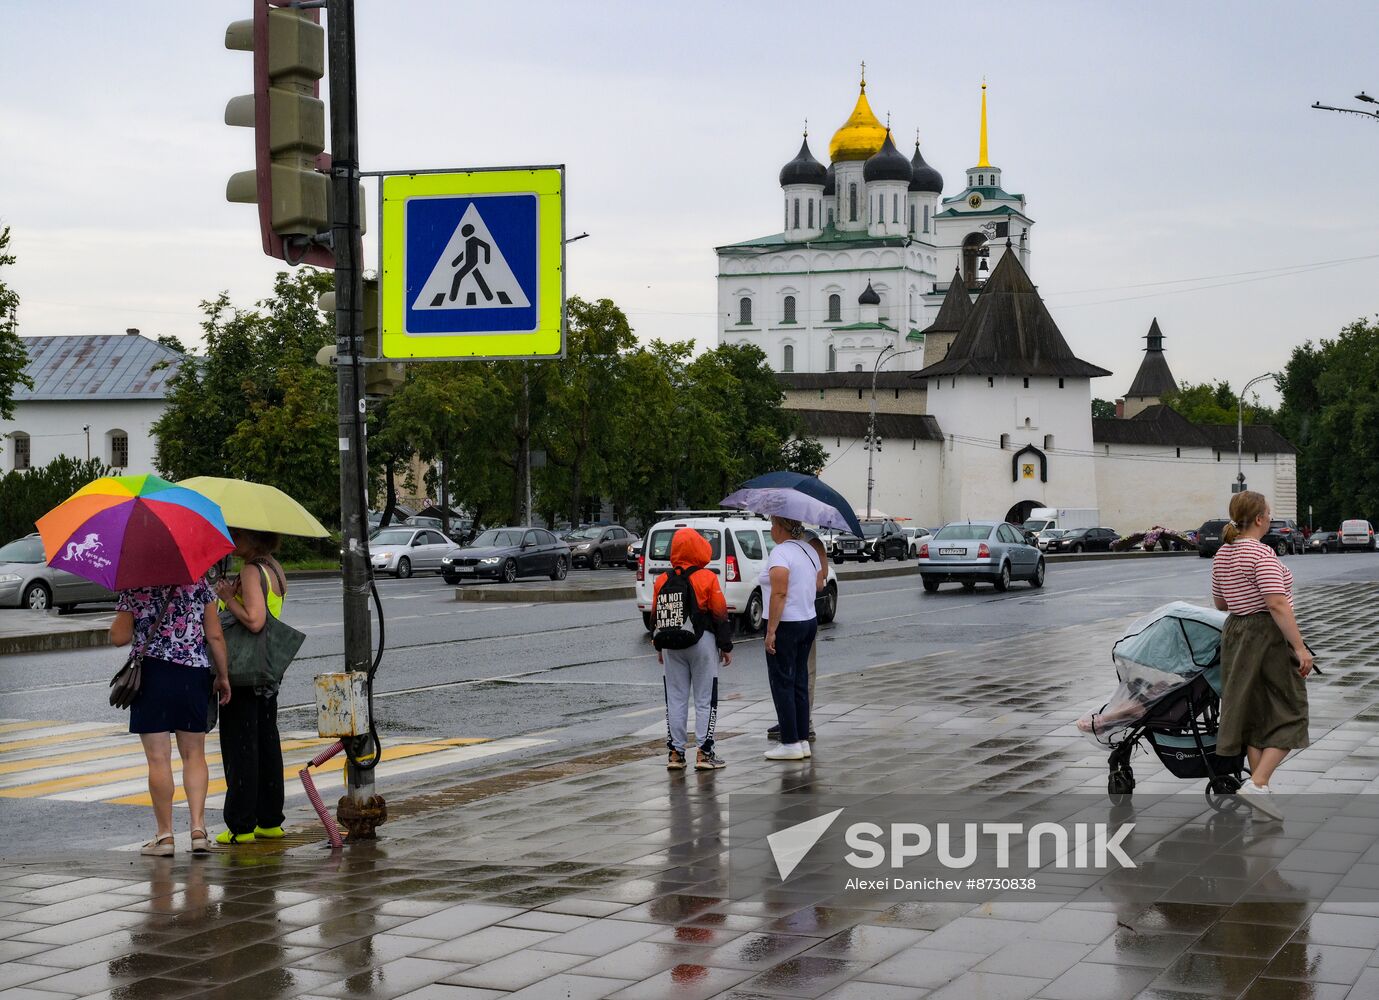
[153,269,338,522]
[0,226,33,421]
[538,296,635,522]
[0,455,109,542]
[1091,398,1117,420]
[1277,318,1379,526]
[1160,380,1277,426]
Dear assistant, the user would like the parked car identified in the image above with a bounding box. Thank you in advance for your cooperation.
[900,525,931,557]
[564,524,638,570]
[1197,518,1231,558]
[368,526,454,578]
[918,521,1045,592]
[1050,527,1120,554]
[625,538,642,570]
[836,518,909,562]
[635,511,839,633]
[442,527,571,584]
[1035,528,1067,552]
[1308,530,1340,553]
[1340,519,1377,552]
[0,533,117,612]
[1262,518,1304,556]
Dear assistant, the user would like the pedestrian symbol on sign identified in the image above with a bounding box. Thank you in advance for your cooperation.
[413,202,532,312]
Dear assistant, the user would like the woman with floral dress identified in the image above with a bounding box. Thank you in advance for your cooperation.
[111,577,231,856]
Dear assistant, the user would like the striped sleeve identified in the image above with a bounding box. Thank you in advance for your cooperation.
[1253,552,1290,595]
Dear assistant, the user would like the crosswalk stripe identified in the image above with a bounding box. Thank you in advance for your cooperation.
[0,724,125,752]
[0,718,552,809]
[0,720,63,736]
[0,738,335,794]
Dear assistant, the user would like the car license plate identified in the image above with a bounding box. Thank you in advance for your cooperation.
[455,566,475,574]
[939,547,966,556]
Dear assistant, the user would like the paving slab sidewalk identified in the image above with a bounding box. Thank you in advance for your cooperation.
[0,610,112,655]
[2,583,1376,999]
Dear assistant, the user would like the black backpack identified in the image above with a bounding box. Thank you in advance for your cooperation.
[653,567,705,651]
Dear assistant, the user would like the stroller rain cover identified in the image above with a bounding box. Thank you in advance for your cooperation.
[1078,601,1228,744]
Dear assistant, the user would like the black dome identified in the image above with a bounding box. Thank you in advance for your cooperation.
[909,142,943,193]
[862,131,912,184]
[779,136,826,187]
[823,162,836,196]
[858,281,881,305]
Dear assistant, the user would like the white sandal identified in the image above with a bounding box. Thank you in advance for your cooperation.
[140,834,175,857]
[189,829,211,856]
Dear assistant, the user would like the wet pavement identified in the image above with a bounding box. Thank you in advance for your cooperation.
[2,583,1378,998]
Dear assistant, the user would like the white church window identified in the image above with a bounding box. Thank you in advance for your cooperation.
[892,194,899,223]
[783,296,796,324]
[1023,377,1030,388]
[793,198,800,229]
[1000,434,1010,449]
[1044,435,1055,450]
[827,207,835,226]
[10,431,30,470]
[827,293,841,322]
[909,205,915,232]
[807,200,814,229]
[923,204,930,233]
[1058,378,1065,389]
[854,364,864,372]
[828,344,836,371]
[849,184,858,221]
[783,345,794,372]
[738,297,752,325]
[109,430,129,468]
[987,377,994,388]
[784,202,788,229]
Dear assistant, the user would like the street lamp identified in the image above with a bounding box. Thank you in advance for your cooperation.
[866,344,921,519]
[1311,89,1379,121]
[1235,372,1274,493]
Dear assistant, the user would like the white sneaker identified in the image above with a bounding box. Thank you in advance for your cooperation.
[1237,781,1284,820]
[801,742,812,758]
[765,743,805,761]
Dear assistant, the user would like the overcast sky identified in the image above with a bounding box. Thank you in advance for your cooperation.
[4,1,1377,403]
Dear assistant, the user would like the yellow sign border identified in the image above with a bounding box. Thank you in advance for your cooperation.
[378,167,564,360]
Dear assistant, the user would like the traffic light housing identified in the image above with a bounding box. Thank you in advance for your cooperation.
[316,281,405,398]
[225,1,335,267]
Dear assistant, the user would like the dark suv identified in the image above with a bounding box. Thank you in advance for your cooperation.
[1264,519,1304,556]
[1051,527,1120,553]
[1197,519,1230,558]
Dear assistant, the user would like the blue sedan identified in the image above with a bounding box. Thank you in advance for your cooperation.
[917,520,1046,593]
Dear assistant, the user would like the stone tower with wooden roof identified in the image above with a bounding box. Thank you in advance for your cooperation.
[1121,318,1179,418]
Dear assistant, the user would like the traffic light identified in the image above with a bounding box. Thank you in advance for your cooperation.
[316,281,405,397]
[225,1,334,267]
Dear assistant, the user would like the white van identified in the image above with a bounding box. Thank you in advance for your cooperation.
[1339,519,1377,552]
[635,511,839,633]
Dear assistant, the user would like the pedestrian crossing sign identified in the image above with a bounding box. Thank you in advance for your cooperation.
[378,166,564,359]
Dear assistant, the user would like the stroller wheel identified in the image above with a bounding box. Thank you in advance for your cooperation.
[1108,770,1135,798]
[1205,773,1244,813]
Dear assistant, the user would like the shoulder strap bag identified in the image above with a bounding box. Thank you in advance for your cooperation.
[221,564,306,690]
[109,590,172,709]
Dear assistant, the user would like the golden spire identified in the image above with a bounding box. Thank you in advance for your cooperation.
[829,65,887,162]
[977,79,991,168]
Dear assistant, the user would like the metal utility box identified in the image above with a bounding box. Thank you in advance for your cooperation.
[315,671,370,737]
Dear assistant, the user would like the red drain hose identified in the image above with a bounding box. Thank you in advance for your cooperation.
[299,740,346,849]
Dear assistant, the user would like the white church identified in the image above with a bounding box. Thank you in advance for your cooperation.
[716,72,1297,530]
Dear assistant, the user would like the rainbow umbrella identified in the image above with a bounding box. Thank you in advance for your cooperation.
[36,474,234,590]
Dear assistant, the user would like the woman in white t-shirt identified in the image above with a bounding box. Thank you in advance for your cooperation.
[759,516,821,761]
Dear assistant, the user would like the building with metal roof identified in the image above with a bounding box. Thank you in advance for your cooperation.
[2,331,184,476]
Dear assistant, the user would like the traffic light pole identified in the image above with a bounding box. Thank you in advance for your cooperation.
[327,0,384,839]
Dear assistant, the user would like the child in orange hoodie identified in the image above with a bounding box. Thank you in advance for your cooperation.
[652,527,733,770]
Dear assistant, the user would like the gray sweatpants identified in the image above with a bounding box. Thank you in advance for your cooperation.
[663,631,720,754]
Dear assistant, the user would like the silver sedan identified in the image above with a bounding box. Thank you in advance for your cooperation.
[0,534,116,612]
[917,521,1046,593]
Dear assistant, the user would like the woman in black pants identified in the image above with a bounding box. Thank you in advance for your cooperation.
[214,529,289,845]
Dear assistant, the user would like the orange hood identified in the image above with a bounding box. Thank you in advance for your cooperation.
[670,527,712,570]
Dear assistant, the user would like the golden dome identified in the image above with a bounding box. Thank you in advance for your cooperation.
[829,79,887,162]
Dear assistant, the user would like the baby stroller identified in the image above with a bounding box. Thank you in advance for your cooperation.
[1077,602,1244,799]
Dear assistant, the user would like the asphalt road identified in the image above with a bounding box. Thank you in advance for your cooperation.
[3,553,1377,849]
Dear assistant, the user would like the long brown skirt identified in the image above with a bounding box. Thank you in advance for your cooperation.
[1218,612,1309,756]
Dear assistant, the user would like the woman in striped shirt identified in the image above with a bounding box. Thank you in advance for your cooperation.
[1210,490,1313,817]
